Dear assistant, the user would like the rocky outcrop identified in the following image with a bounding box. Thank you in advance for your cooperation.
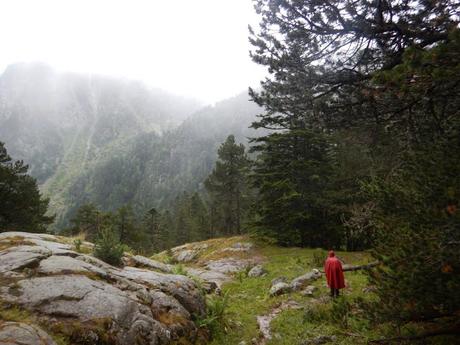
[0,232,206,345]
[171,243,209,263]
[0,322,57,345]
[220,242,254,253]
[205,258,251,274]
[163,239,261,292]
[124,255,173,273]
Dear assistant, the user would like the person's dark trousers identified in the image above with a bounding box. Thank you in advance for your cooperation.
[330,288,339,297]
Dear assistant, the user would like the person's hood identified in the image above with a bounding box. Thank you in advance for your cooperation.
[328,250,335,257]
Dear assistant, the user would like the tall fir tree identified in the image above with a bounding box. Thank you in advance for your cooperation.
[205,135,251,235]
[249,0,460,338]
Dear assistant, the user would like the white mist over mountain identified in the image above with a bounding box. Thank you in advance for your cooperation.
[0,0,266,104]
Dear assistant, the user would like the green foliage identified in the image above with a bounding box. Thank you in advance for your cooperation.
[365,132,460,326]
[93,227,126,266]
[205,135,252,236]
[172,264,188,276]
[198,291,231,334]
[68,203,108,241]
[250,130,343,247]
[311,249,327,268]
[249,1,460,340]
[0,142,54,232]
[73,238,82,253]
[331,297,352,329]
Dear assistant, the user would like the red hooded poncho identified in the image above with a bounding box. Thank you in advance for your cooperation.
[325,251,345,289]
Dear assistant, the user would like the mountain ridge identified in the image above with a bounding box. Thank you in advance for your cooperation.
[0,63,262,230]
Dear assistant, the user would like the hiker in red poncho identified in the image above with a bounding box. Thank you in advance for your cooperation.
[324,250,345,297]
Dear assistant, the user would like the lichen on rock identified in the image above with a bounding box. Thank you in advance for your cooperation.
[0,231,206,345]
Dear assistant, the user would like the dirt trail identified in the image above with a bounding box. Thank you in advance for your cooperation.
[256,300,302,345]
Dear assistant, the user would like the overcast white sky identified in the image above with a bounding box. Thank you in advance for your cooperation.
[0,0,267,104]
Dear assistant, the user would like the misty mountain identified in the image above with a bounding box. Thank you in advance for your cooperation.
[0,63,262,229]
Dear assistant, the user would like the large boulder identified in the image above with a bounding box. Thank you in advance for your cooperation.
[0,232,206,345]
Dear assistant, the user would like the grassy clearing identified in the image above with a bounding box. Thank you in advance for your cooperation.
[207,243,375,345]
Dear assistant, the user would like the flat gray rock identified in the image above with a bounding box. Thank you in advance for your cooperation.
[0,247,49,273]
[174,249,197,263]
[37,255,107,276]
[270,282,291,296]
[290,269,321,291]
[0,322,57,345]
[127,255,173,273]
[205,258,250,274]
[221,242,254,253]
[248,265,266,277]
[186,267,231,290]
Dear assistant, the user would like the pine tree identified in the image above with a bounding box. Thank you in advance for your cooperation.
[0,142,54,232]
[205,135,251,235]
[69,203,110,241]
[249,0,460,338]
[189,193,210,241]
[114,205,142,249]
[251,129,341,247]
[144,207,165,252]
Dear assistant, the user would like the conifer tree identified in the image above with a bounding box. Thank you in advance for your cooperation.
[249,0,460,338]
[0,142,53,232]
[205,135,251,235]
[144,207,165,252]
[69,203,106,241]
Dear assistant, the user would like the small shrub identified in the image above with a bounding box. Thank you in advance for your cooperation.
[311,249,327,268]
[197,291,230,333]
[331,297,352,328]
[73,239,82,253]
[172,264,188,276]
[302,303,331,323]
[164,248,178,264]
[93,227,126,266]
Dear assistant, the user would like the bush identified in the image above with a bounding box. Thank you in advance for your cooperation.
[172,264,188,276]
[93,227,126,266]
[73,238,82,253]
[197,291,230,333]
[311,249,327,268]
[331,297,352,328]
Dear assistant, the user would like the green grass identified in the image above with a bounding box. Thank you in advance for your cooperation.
[207,244,374,345]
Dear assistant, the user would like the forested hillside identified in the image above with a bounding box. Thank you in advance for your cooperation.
[0,63,261,229]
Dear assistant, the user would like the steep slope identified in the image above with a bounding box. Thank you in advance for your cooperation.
[0,63,201,184]
[0,63,262,230]
[61,93,263,224]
